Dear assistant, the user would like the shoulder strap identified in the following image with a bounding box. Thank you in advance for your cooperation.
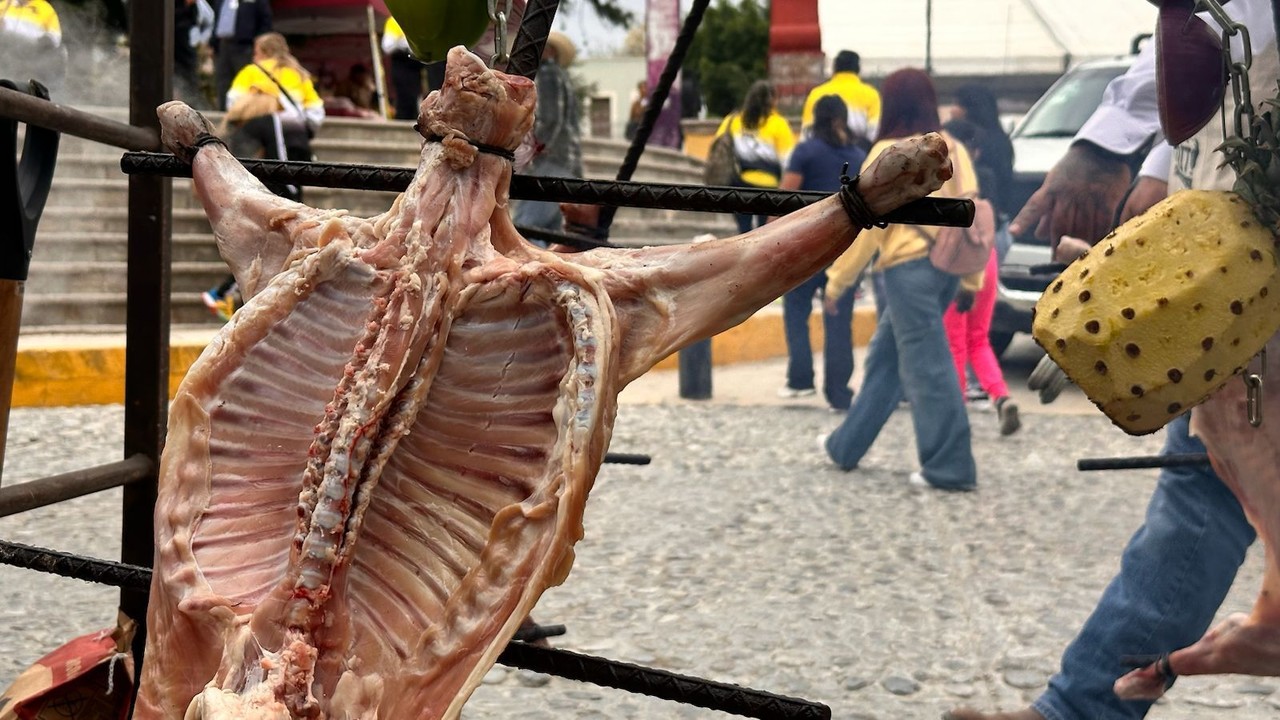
[253,61,304,116]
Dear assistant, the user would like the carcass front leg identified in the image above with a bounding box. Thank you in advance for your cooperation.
[158,101,335,299]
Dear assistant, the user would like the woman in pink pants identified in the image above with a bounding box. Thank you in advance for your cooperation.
[944,249,1020,435]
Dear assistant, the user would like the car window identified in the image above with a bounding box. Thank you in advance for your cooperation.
[1013,64,1130,139]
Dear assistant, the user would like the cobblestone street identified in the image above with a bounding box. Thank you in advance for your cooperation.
[0,346,1274,719]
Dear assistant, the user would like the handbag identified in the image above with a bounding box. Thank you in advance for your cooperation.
[703,118,741,186]
[923,197,996,276]
[254,62,317,139]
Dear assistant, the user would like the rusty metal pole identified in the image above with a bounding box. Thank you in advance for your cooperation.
[122,0,172,667]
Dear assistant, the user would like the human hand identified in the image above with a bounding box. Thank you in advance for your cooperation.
[1009,142,1132,252]
[953,289,975,313]
[1118,176,1169,224]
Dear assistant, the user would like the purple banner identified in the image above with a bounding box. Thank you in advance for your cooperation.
[645,0,683,148]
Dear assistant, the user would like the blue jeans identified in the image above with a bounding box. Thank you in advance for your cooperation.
[824,258,975,489]
[782,270,856,409]
[1033,414,1255,720]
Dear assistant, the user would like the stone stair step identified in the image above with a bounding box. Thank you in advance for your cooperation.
[21,292,225,327]
[25,260,231,295]
[32,232,221,263]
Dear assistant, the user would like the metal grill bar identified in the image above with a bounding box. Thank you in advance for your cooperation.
[0,84,159,151]
[0,455,153,518]
[497,642,831,719]
[0,540,828,719]
[1077,453,1212,471]
[506,0,560,78]
[119,152,974,226]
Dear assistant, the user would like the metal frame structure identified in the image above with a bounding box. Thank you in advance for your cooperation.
[0,0,1204,715]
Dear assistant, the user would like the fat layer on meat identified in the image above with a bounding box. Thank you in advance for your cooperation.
[136,46,955,719]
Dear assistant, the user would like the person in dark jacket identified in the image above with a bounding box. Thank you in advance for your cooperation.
[211,0,272,110]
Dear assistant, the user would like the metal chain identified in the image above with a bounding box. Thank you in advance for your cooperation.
[1198,0,1268,426]
[488,0,514,67]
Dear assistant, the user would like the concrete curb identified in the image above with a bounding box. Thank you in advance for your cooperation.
[14,308,878,408]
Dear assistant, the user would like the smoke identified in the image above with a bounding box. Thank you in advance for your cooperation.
[55,1,132,108]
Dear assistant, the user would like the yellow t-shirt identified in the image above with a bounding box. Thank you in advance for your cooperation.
[801,72,881,134]
[226,58,324,122]
[825,132,981,298]
[0,0,61,45]
[714,111,796,188]
[382,16,410,54]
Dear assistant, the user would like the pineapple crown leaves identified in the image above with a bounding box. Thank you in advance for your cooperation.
[1219,81,1280,232]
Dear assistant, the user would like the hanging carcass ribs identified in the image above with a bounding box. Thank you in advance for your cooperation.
[135,47,955,719]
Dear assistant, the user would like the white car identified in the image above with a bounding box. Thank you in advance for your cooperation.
[991,53,1144,356]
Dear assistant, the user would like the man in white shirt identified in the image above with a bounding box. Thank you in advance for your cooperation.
[948,2,1277,719]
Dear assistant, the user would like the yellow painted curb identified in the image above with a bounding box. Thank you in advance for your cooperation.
[13,308,877,408]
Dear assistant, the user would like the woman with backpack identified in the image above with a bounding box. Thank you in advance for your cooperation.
[712,80,795,233]
[817,68,981,492]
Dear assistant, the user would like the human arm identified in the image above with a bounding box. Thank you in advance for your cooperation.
[1009,39,1160,246]
[1119,142,1172,222]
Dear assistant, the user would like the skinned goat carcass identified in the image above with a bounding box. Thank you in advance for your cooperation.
[1114,334,1280,700]
[135,46,955,719]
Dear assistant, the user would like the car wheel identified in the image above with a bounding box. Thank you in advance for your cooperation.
[990,331,1015,358]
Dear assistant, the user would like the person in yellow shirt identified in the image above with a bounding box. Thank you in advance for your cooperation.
[817,68,979,492]
[801,50,880,149]
[0,0,66,93]
[714,80,796,233]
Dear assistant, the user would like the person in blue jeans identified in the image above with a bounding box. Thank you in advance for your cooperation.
[948,1,1273,716]
[818,69,979,491]
[775,95,868,410]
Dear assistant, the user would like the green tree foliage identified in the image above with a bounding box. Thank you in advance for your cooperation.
[685,0,768,118]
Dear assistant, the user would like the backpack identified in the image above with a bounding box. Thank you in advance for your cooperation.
[924,197,996,276]
[703,120,741,186]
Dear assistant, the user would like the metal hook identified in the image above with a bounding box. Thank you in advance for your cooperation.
[1245,346,1265,427]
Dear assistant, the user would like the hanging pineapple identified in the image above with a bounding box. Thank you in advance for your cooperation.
[1032,94,1280,435]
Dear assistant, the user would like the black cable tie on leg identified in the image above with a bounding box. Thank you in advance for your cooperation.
[838,169,885,230]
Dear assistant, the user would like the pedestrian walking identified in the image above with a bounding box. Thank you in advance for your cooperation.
[714,80,796,234]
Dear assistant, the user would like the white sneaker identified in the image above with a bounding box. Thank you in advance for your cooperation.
[815,432,830,455]
[778,386,817,399]
[908,471,930,489]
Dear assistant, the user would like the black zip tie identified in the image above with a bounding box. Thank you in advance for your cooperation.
[1120,653,1178,689]
[838,167,884,230]
[421,132,516,162]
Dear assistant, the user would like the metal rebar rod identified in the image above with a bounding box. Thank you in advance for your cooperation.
[505,0,560,78]
[497,642,831,719]
[598,0,712,237]
[0,454,153,518]
[1077,453,1211,471]
[0,540,152,590]
[602,452,651,465]
[0,85,159,151]
[119,152,974,227]
[0,541,826,717]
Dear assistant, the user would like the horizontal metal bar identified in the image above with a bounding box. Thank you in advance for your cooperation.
[602,452,651,465]
[497,642,831,719]
[119,152,974,227]
[0,539,152,588]
[0,85,159,151]
[1077,453,1211,471]
[0,454,154,518]
[0,540,829,718]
